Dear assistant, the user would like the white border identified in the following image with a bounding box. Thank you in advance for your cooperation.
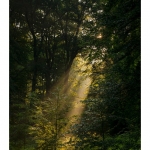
[0,0,9,149]
[141,0,150,149]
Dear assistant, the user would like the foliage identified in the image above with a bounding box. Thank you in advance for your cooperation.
[10,0,140,149]
[69,0,140,149]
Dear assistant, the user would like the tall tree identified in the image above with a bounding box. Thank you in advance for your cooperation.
[70,0,141,149]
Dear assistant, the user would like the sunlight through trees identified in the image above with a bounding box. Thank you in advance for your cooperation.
[10,0,140,149]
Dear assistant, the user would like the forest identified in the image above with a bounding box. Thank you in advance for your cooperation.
[10,0,141,149]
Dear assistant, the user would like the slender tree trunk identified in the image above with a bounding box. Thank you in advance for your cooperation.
[45,70,51,96]
[32,39,38,92]
[25,11,38,92]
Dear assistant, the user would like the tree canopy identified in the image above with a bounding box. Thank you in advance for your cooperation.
[10,0,140,149]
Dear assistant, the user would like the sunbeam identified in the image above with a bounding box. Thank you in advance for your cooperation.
[43,54,92,149]
[57,55,92,149]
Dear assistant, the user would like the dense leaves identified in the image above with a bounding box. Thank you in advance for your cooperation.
[69,0,140,149]
[10,0,140,149]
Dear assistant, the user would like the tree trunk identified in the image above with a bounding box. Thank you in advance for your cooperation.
[32,38,38,92]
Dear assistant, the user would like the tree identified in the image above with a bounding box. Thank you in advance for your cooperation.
[10,0,140,149]
[70,0,141,149]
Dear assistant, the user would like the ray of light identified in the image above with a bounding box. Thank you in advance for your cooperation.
[57,55,92,149]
